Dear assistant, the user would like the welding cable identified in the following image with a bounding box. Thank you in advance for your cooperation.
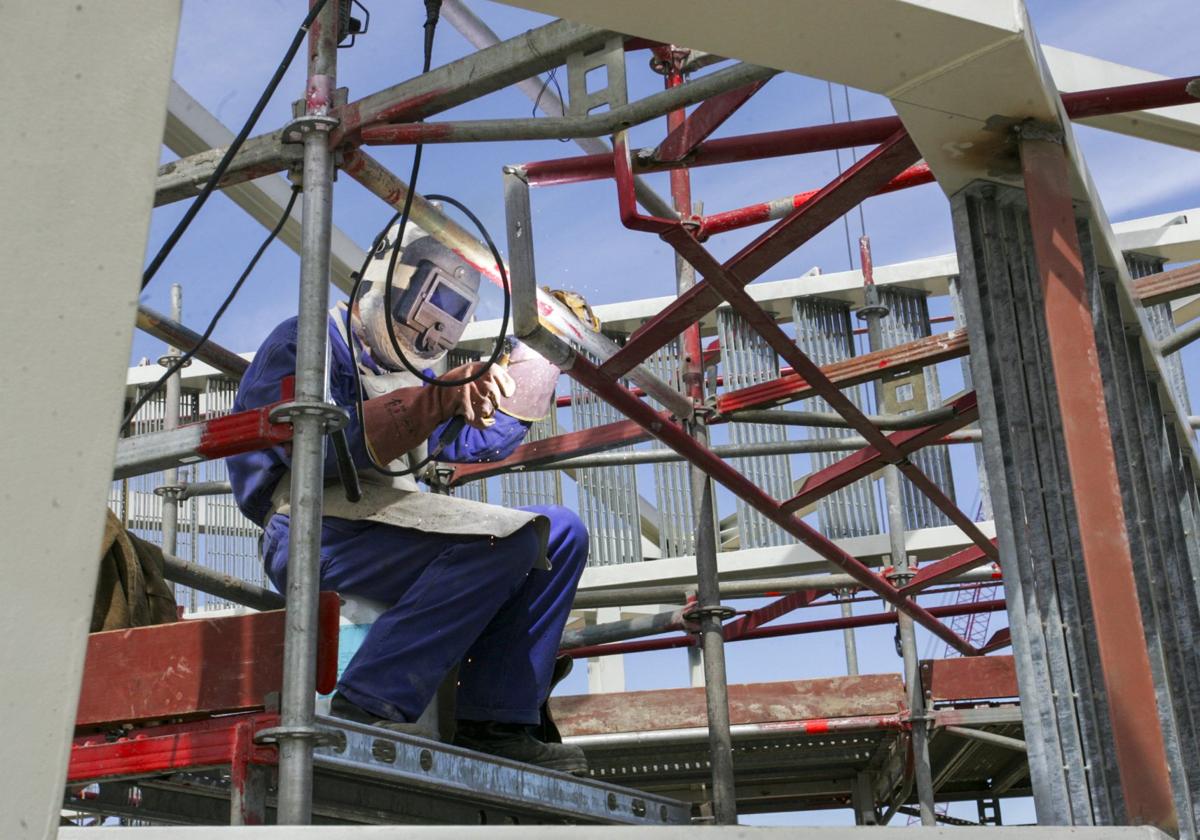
[375,0,514,388]
[141,0,332,291]
[341,194,510,478]
[121,187,301,430]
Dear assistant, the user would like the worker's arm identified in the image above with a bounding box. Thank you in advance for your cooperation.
[429,412,531,463]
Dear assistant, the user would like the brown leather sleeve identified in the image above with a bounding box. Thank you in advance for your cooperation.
[361,385,451,465]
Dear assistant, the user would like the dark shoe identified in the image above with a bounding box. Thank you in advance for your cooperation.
[454,720,588,775]
[329,692,432,737]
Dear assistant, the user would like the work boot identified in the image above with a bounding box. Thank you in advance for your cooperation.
[454,720,589,775]
[329,692,433,738]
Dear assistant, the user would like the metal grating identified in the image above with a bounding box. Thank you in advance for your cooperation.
[644,341,696,557]
[571,353,643,566]
[875,286,957,530]
[501,409,562,508]
[949,276,993,521]
[792,297,880,538]
[716,308,793,548]
[1127,252,1191,412]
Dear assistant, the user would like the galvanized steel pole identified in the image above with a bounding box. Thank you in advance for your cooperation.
[859,236,937,825]
[273,0,340,825]
[660,53,737,824]
[159,283,184,584]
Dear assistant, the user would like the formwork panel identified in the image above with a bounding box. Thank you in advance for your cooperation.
[953,182,1200,833]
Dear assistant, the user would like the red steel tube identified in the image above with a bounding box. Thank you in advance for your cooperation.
[521,76,1199,188]
[698,163,934,239]
[563,598,1006,659]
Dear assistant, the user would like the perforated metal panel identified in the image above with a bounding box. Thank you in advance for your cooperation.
[876,287,957,530]
[792,297,880,538]
[717,308,792,548]
[501,410,562,509]
[571,359,643,566]
[645,341,696,557]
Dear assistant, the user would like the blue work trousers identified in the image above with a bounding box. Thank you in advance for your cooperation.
[262,504,588,725]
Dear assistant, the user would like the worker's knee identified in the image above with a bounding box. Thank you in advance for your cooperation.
[544,505,589,571]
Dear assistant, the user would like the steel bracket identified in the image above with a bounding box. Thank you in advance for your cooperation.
[269,400,349,432]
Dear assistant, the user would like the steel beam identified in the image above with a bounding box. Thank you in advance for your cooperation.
[654,78,771,163]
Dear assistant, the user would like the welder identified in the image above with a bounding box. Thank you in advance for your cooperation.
[227,222,589,773]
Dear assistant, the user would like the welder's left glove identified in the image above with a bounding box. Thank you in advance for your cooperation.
[494,337,561,422]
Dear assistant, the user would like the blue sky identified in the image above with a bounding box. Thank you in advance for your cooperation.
[141,0,1199,825]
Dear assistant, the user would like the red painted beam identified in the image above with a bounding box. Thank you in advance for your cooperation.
[722,588,829,640]
[698,163,935,240]
[75,592,339,730]
[655,78,772,163]
[783,393,979,513]
[717,328,970,414]
[901,541,1000,594]
[600,129,921,379]
[70,712,278,784]
[521,75,1200,187]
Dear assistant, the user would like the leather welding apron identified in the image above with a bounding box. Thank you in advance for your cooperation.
[267,313,550,568]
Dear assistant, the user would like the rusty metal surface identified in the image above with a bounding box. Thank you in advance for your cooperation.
[552,674,906,737]
[921,655,1019,703]
[1134,261,1200,306]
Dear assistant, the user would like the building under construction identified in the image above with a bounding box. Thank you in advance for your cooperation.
[4,1,1200,838]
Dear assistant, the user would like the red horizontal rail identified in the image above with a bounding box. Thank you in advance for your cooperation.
[521,75,1200,188]
[655,78,771,163]
[698,163,934,239]
[901,542,998,595]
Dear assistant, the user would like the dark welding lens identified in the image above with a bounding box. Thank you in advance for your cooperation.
[429,281,472,321]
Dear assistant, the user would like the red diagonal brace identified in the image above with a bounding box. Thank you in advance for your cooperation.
[723,588,828,640]
[900,541,999,595]
[566,354,977,656]
[784,393,979,513]
[602,129,921,378]
[655,78,772,163]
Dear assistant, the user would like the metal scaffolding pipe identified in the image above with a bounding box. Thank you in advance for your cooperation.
[943,725,1028,753]
[175,480,234,500]
[472,429,981,475]
[136,304,249,379]
[571,566,1001,609]
[438,0,676,220]
[860,236,937,825]
[727,404,960,430]
[161,551,284,612]
[359,62,777,145]
[1156,315,1200,356]
[274,3,338,824]
[159,284,184,568]
[563,598,1008,659]
[564,714,905,749]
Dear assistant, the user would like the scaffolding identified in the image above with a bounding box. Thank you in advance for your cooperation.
[58,0,1200,834]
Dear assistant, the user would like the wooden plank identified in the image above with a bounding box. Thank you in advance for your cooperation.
[551,674,906,736]
[75,592,339,730]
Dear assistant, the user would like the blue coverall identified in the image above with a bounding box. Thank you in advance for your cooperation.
[227,316,588,725]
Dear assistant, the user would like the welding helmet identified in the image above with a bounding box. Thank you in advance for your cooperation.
[353,222,482,369]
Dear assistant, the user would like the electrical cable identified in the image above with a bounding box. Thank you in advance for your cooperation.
[339,0,512,478]
[122,187,301,430]
[141,0,332,291]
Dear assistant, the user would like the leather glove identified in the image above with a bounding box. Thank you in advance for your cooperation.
[361,362,516,464]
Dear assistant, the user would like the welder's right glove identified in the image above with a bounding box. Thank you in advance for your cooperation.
[362,362,516,463]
